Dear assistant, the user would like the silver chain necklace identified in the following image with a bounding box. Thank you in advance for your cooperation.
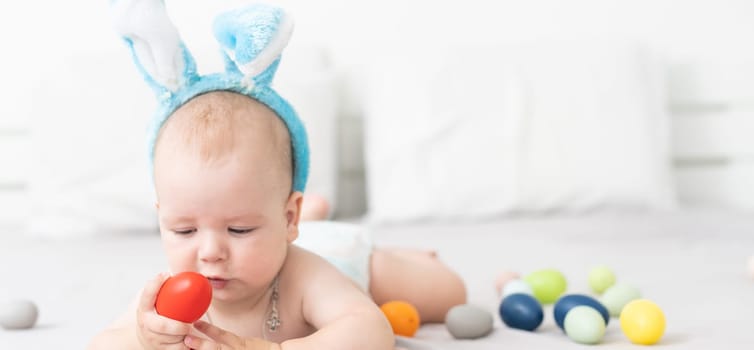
[205,275,281,339]
[264,275,281,334]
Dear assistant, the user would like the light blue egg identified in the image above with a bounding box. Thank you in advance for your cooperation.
[502,279,534,298]
[564,306,606,344]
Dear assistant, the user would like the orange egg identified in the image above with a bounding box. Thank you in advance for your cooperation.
[380,301,421,337]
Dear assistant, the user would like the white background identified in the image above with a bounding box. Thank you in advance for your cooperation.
[2,0,754,229]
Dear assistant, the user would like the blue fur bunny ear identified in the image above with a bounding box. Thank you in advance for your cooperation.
[212,4,293,88]
[111,0,198,98]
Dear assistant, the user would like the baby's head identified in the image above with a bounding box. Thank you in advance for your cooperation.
[154,91,295,202]
[153,91,303,289]
[154,89,302,223]
[114,2,309,296]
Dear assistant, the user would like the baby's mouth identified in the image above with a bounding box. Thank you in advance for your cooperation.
[207,277,229,289]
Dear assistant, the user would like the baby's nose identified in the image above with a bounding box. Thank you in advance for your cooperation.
[198,232,228,262]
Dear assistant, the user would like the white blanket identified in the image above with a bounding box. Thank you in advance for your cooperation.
[1,209,752,348]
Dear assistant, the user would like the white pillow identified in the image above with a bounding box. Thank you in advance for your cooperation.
[363,42,676,223]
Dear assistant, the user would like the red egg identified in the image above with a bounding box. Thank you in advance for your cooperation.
[155,272,212,323]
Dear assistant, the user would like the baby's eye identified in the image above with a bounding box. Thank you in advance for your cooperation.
[228,227,254,234]
[173,228,196,235]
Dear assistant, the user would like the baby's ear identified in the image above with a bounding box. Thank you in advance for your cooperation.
[111,0,198,97]
[285,192,303,243]
[212,4,293,88]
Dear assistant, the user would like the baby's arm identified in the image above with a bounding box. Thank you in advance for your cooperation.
[282,249,395,350]
[184,248,395,350]
[88,282,149,350]
[88,273,193,350]
[87,305,141,350]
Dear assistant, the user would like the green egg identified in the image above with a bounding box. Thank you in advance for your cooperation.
[564,306,606,344]
[600,284,641,317]
[588,266,616,294]
[523,269,567,304]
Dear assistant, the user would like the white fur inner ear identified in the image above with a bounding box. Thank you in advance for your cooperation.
[111,0,186,92]
[225,13,294,84]
[128,35,184,91]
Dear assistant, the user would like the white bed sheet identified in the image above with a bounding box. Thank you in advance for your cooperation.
[1,209,753,349]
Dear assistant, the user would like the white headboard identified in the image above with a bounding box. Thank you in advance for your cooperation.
[670,61,754,210]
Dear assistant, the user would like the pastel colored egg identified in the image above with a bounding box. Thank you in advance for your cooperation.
[588,266,616,294]
[499,293,544,331]
[620,299,666,345]
[564,306,606,345]
[0,299,39,330]
[501,279,534,298]
[494,271,521,295]
[554,294,609,330]
[523,269,567,304]
[601,284,641,317]
[445,304,493,339]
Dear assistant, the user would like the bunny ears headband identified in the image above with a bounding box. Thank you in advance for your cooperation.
[111,0,309,192]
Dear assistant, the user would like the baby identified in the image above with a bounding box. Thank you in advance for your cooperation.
[89,2,465,349]
[88,91,464,349]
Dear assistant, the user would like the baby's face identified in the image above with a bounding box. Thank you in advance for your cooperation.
[152,92,300,303]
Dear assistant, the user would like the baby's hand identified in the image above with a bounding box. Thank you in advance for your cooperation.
[184,320,281,350]
[136,273,193,350]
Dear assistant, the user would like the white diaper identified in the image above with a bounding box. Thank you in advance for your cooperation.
[294,221,373,291]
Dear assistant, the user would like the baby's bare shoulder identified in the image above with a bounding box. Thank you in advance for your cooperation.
[284,245,348,279]
[283,245,367,297]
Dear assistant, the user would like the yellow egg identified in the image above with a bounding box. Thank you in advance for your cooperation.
[619,299,666,345]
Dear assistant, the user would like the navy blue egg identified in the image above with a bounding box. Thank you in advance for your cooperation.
[499,293,544,331]
[553,294,609,330]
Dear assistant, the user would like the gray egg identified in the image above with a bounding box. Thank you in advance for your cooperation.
[445,304,493,339]
[0,300,39,330]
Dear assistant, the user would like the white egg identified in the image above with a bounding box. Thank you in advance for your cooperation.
[0,300,39,330]
[600,284,641,317]
[494,271,521,295]
[501,279,534,298]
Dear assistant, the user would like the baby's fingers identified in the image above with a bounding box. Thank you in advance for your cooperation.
[143,311,192,336]
[137,316,190,350]
[138,273,191,336]
[183,335,221,350]
[140,272,170,313]
[192,320,243,347]
[188,321,277,349]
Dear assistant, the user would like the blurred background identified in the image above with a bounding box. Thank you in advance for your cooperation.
[3,2,754,348]
[2,0,754,236]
